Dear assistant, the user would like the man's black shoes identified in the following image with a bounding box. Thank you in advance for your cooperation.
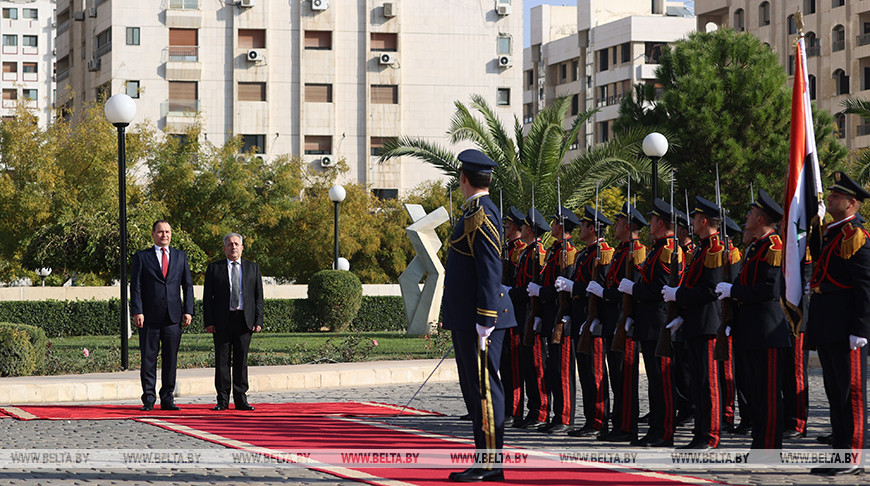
[212,404,228,411]
[235,403,255,411]
[161,403,181,411]
[448,467,504,482]
[140,404,154,411]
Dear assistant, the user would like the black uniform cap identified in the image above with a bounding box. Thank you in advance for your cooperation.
[690,196,722,218]
[648,198,677,222]
[616,202,649,227]
[549,206,582,229]
[579,205,613,227]
[723,216,742,236]
[457,149,497,173]
[749,189,784,220]
[505,206,526,225]
[523,208,551,234]
[828,171,870,202]
[674,208,691,228]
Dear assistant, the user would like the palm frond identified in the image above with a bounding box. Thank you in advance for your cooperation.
[841,98,870,118]
[377,136,458,179]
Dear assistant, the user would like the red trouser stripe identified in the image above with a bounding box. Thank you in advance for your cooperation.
[593,337,606,428]
[510,330,522,417]
[621,338,635,431]
[660,356,674,440]
[534,337,548,422]
[793,334,807,433]
[558,336,572,422]
[765,349,777,449]
[722,336,735,425]
[850,349,865,452]
[708,339,720,447]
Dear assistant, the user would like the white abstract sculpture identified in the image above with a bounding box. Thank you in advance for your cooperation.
[400,204,449,335]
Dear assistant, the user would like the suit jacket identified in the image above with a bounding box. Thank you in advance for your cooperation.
[130,246,195,327]
[202,259,264,330]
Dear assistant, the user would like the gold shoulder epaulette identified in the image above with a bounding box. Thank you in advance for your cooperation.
[632,243,647,266]
[660,240,683,264]
[565,246,579,266]
[765,234,783,267]
[840,223,868,260]
[598,244,615,266]
[729,245,742,265]
[704,236,725,269]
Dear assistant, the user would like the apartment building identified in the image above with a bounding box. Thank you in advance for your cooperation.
[54,0,522,196]
[523,1,694,154]
[0,0,56,127]
[695,0,870,151]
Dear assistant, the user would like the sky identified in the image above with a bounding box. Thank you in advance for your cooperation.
[523,1,695,47]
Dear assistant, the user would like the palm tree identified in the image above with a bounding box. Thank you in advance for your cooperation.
[840,98,870,183]
[379,94,672,215]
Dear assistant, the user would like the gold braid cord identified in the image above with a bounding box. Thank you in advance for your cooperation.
[451,206,501,258]
[479,343,497,467]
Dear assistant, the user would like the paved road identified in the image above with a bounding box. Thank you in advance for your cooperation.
[0,363,862,485]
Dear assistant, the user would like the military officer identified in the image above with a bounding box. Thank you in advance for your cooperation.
[672,208,695,426]
[501,206,528,426]
[807,172,870,477]
[442,149,517,483]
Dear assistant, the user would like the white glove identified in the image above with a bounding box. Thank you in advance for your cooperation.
[527,282,541,297]
[849,335,868,350]
[725,326,731,337]
[533,317,542,332]
[662,285,679,302]
[501,284,511,295]
[589,318,601,334]
[476,324,494,350]
[625,317,634,332]
[666,317,684,337]
[555,276,574,293]
[618,278,635,295]
[586,281,604,298]
[715,282,733,300]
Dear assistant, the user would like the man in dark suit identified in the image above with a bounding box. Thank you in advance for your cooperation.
[203,233,264,411]
[130,220,194,411]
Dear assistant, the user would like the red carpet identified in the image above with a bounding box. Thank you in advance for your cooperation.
[146,415,712,486]
[0,402,437,421]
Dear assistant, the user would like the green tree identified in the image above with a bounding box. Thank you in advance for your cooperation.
[615,28,846,214]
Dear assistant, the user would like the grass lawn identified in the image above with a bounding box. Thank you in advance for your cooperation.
[41,332,453,375]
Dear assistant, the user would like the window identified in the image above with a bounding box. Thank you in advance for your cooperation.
[304,83,332,103]
[22,8,37,19]
[304,135,332,155]
[523,103,533,124]
[809,75,816,100]
[169,0,199,8]
[126,80,140,98]
[621,43,630,63]
[372,189,398,200]
[560,63,567,81]
[571,60,579,81]
[598,121,609,143]
[497,35,511,55]
[2,62,16,75]
[2,89,17,108]
[806,32,820,57]
[496,88,510,106]
[304,30,331,50]
[804,0,816,15]
[22,36,37,47]
[239,82,266,102]
[611,46,617,65]
[96,83,111,101]
[759,2,770,27]
[2,8,17,20]
[599,49,608,71]
[370,136,396,156]
[788,55,795,76]
[96,29,111,57]
[371,33,397,51]
[241,135,265,154]
[734,9,744,32]
[371,85,398,104]
[22,63,36,74]
[525,70,534,87]
[833,0,844,6]
[835,113,845,139]
[126,27,140,46]
[571,94,579,116]
[832,25,845,52]
[23,89,37,101]
[168,81,198,113]
[3,35,17,47]
[788,15,797,35]
[645,42,663,64]
[834,69,850,95]
[238,29,265,49]
[169,28,197,61]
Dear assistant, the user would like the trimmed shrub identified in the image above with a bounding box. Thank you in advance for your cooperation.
[308,270,363,331]
[0,323,37,376]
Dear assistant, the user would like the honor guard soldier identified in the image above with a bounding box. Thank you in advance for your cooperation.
[718,216,744,435]
[596,203,647,442]
[662,196,726,450]
[558,206,614,438]
[501,206,528,427]
[442,149,517,483]
[509,209,550,430]
[532,208,581,434]
[619,198,683,447]
[807,172,870,477]
[715,189,790,449]
[672,207,695,426]
[783,258,811,440]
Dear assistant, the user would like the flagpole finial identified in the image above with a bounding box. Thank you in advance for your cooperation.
[795,9,804,36]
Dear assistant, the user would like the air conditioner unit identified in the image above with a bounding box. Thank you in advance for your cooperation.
[87,58,101,71]
[311,0,328,10]
[379,53,396,65]
[496,4,511,16]
[320,155,335,167]
[498,55,512,68]
[240,0,255,7]
[383,2,396,17]
[88,7,97,18]
[74,11,85,21]
[247,49,266,62]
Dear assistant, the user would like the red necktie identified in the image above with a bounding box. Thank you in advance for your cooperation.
[161,248,168,278]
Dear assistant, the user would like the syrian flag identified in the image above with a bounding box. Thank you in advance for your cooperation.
[782,35,825,334]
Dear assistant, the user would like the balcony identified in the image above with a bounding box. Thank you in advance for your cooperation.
[164,45,198,62]
[57,20,70,35]
[161,99,200,117]
[96,42,111,58]
[859,33,870,47]
[596,93,624,108]
[807,46,821,57]
[22,72,37,82]
[56,67,70,81]
[858,123,870,136]
[2,72,16,82]
[832,39,846,52]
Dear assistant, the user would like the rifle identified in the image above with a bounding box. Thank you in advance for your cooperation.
[553,176,570,344]
[522,186,541,347]
[713,164,732,361]
[578,181,602,355]
[656,172,680,358]
[500,190,512,285]
[612,175,634,353]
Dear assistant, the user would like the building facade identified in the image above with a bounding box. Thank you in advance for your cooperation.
[55,0,522,196]
[695,0,869,151]
[1,0,56,127]
[523,1,694,154]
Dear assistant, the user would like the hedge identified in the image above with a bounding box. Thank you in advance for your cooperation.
[0,322,48,376]
[0,297,408,338]
[308,270,363,332]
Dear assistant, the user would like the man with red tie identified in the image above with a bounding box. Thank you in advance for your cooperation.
[130,220,194,411]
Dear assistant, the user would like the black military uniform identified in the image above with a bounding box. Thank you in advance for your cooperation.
[626,198,684,447]
[718,216,743,434]
[501,206,528,426]
[725,190,791,449]
[601,203,647,442]
[782,258,811,439]
[566,206,614,438]
[508,209,549,430]
[442,150,517,482]
[807,172,870,476]
[673,208,695,425]
[536,208,580,434]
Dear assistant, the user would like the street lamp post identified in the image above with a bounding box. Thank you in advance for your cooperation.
[328,184,346,271]
[105,93,137,371]
[36,267,51,286]
[642,132,669,200]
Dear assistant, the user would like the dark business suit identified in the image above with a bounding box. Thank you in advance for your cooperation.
[130,246,194,406]
[203,258,264,406]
